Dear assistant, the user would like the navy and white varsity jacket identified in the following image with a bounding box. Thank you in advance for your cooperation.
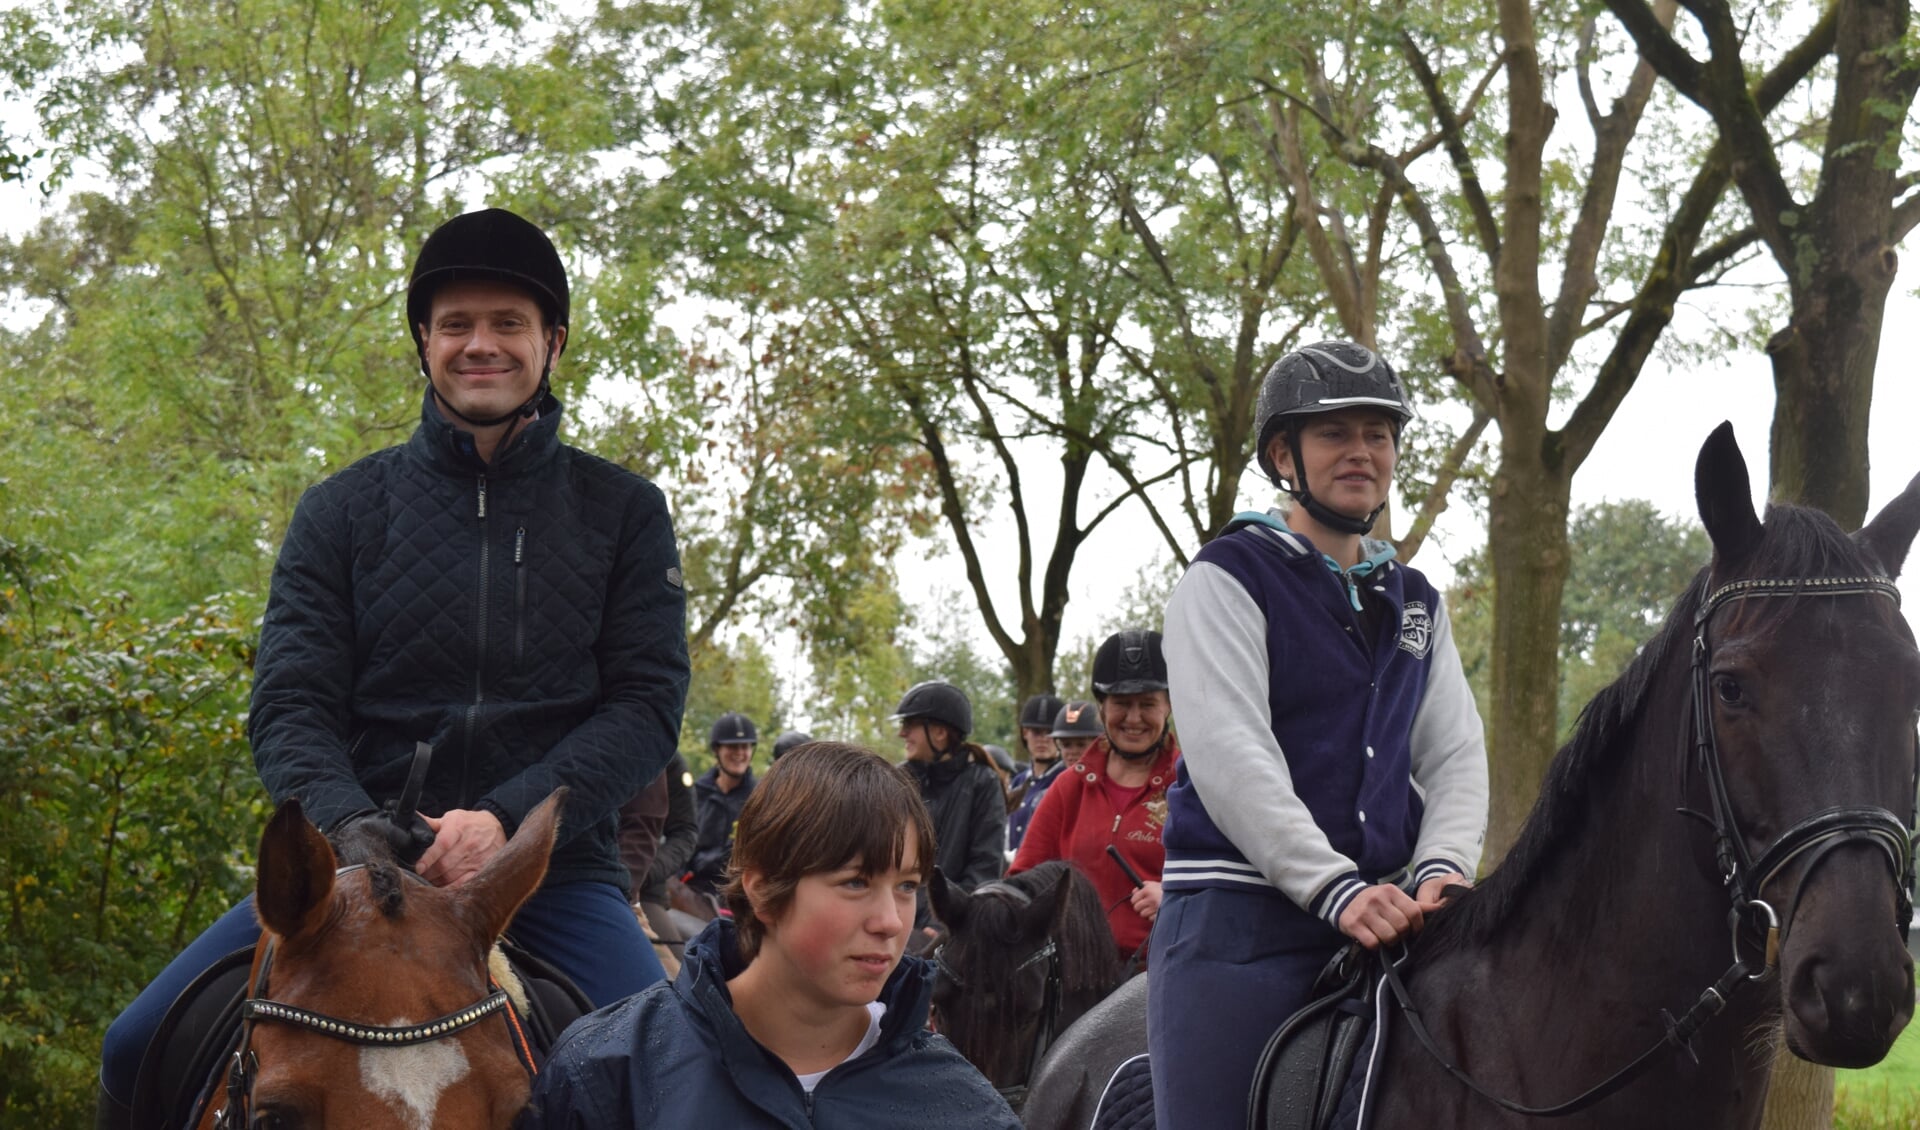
[1160,511,1487,931]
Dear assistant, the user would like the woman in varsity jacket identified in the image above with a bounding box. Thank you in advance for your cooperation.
[1149,341,1489,1130]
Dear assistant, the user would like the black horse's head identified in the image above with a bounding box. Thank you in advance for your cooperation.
[1694,423,1919,1067]
[927,862,1122,1094]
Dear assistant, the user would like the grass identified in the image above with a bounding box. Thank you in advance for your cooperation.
[1833,1010,1920,1130]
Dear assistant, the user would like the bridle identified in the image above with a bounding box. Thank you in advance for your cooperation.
[1381,573,1919,1119]
[930,881,1064,1111]
[213,864,536,1130]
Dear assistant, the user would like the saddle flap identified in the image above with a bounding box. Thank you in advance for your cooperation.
[128,944,256,1130]
[1246,949,1376,1130]
[495,936,592,1061]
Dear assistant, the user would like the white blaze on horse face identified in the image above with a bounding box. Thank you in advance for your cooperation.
[359,1022,471,1130]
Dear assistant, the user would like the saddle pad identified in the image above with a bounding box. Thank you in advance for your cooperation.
[1090,1053,1156,1130]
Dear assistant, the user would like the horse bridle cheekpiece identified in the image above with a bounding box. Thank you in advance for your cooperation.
[213,864,531,1130]
[1687,576,1918,962]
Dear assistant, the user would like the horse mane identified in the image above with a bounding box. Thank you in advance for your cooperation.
[329,818,409,920]
[1421,503,1876,956]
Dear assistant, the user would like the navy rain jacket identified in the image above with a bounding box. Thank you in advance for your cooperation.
[520,917,1020,1128]
[249,389,690,890]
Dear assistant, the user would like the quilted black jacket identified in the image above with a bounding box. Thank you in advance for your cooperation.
[249,388,690,890]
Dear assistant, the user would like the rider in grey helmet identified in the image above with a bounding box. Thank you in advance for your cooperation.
[1151,341,1488,1129]
[894,681,1007,935]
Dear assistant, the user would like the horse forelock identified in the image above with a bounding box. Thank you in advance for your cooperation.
[1424,502,1900,959]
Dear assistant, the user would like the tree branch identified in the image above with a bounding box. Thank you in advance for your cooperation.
[1395,406,1491,563]
[1399,30,1502,265]
[1602,0,1706,103]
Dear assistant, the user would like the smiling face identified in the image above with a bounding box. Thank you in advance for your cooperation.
[715,741,755,780]
[1101,691,1170,757]
[1270,407,1398,521]
[750,843,920,1011]
[420,279,560,423]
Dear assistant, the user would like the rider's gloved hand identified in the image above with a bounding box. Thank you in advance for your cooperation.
[334,809,437,867]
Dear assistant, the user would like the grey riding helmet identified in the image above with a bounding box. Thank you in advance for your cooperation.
[1091,629,1168,700]
[709,712,758,747]
[1050,700,1103,740]
[893,680,973,739]
[1253,341,1414,536]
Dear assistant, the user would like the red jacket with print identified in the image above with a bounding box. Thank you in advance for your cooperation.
[1008,737,1179,960]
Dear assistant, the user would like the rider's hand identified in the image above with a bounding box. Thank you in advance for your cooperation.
[1337,882,1424,950]
[1130,880,1163,922]
[417,808,506,887]
[1416,872,1470,912]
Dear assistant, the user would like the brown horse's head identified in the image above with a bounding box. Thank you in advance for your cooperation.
[1695,424,1918,1068]
[207,791,563,1129]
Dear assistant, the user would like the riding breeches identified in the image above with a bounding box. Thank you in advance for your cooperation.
[1148,885,1342,1130]
[98,879,664,1104]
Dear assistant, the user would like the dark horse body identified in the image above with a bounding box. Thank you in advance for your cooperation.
[927,861,1128,1107]
[1022,425,1918,1129]
[191,792,565,1129]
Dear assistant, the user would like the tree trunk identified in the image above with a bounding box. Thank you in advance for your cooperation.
[1483,437,1574,863]
[1766,241,1897,530]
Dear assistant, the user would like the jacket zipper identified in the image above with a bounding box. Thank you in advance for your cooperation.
[513,526,527,670]
[463,473,489,808]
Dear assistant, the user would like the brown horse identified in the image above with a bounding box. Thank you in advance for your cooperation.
[195,791,563,1130]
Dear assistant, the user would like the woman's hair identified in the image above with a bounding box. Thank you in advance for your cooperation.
[724,742,937,962]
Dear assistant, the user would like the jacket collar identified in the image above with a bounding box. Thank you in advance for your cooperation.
[406,384,564,476]
[1068,736,1180,791]
[678,918,935,1067]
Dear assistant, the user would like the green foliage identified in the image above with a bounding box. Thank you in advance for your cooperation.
[677,633,785,778]
[1835,1015,1920,1129]
[0,534,260,1121]
[1448,499,1708,741]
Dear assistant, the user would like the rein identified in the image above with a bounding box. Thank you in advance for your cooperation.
[1382,574,1918,1119]
[931,880,1067,1110]
[213,863,536,1129]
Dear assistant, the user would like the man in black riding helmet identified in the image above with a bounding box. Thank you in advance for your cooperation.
[895,681,1008,934]
[96,208,691,1126]
[687,712,760,895]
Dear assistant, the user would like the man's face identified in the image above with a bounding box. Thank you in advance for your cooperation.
[715,741,754,779]
[421,280,560,423]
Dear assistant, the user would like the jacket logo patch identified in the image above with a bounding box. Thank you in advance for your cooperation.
[1399,601,1433,658]
[665,566,683,589]
[1144,794,1169,829]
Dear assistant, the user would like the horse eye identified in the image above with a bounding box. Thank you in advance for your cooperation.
[1714,676,1745,706]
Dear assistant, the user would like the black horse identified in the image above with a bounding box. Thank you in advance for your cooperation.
[928,861,1128,1108]
[1023,424,1920,1129]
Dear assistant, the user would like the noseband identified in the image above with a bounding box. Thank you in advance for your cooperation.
[930,881,1065,1110]
[1686,575,1918,963]
[1380,572,1920,1119]
[214,864,534,1129]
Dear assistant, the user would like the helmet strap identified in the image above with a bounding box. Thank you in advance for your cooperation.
[1279,424,1385,537]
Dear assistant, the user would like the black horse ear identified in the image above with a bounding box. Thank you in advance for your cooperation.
[255,798,338,942]
[1695,422,1764,565]
[1854,470,1920,580]
[929,867,968,930]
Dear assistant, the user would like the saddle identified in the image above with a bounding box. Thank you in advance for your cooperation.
[128,937,591,1130]
[1245,944,1378,1130]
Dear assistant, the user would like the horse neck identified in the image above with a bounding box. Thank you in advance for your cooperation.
[1410,651,1779,1125]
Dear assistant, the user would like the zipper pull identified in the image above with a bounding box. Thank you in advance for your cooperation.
[476,475,488,519]
[1113,814,1123,833]
[514,527,526,565]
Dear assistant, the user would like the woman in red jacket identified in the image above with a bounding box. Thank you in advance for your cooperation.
[1008,630,1179,966]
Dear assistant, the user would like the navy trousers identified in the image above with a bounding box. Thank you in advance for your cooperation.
[99,879,663,1103]
[1148,885,1343,1130]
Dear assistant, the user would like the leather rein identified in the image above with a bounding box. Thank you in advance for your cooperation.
[1382,574,1918,1119]
[930,881,1065,1110]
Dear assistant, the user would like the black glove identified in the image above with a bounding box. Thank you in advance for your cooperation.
[336,809,437,867]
